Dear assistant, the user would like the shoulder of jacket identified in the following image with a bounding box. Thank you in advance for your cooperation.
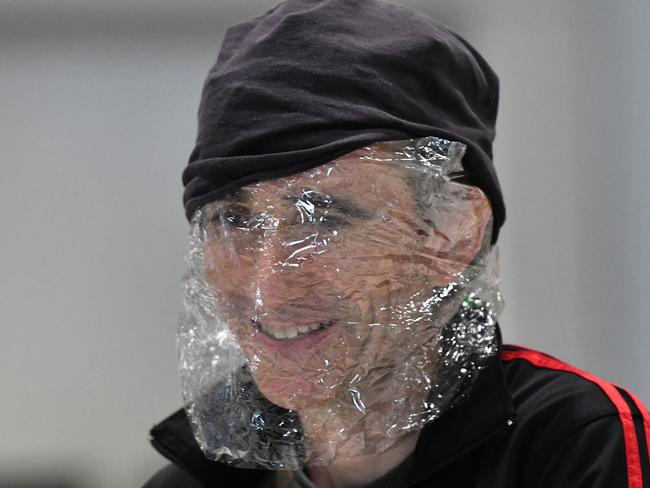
[500,344,646,433]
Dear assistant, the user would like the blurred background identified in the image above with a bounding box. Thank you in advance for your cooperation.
[1,0,648,486]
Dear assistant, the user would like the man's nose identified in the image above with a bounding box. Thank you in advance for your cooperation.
[252,223,318,308]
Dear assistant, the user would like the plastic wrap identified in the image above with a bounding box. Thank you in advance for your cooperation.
[177,135,503,469]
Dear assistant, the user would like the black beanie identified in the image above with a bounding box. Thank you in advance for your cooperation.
[182,0,505,242]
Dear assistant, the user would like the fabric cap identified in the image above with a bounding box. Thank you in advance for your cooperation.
[182,0,505,242]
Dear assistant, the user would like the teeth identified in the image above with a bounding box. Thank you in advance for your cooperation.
[286,328,298,339]
[258,320,333,340]
[264,326,285,339]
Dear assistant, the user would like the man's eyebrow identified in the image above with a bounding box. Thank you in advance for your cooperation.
[230,188,249,203]
[284,191,371,219]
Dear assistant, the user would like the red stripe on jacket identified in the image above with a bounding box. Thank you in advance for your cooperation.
[502,346,643,488]
[624,387,650,467]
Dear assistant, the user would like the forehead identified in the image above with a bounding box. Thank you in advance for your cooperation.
[233,151,414,208]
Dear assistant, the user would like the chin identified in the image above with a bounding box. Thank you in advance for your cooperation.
[255,373,341,411]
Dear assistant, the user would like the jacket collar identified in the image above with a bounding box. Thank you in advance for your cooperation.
[149,324,515,485]
[406,327,516,484]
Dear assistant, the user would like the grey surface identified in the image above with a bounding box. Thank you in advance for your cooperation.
[1,1,648,487]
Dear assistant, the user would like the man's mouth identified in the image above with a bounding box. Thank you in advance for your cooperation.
[253,319,336,340]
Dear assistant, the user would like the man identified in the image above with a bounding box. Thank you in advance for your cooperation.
[144,1,650,487]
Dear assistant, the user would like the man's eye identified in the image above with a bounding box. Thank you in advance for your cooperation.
[211,205,347,231]
[316,212,347,229]
[212,205,251,229]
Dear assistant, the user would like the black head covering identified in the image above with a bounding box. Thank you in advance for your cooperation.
[182,0,505,242]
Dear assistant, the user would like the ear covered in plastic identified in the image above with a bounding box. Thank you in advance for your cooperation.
[414,184,493,284]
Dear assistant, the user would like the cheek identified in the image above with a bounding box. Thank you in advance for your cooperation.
[203,244,227,289]
[328,222,420,287]
[203,242,252,303]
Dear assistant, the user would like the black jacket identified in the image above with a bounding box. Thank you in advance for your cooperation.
[144,340,650,488]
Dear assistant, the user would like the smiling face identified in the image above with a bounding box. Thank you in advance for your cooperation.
[201,144,492,411]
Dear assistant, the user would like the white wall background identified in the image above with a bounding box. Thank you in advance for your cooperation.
[1,1,648,486]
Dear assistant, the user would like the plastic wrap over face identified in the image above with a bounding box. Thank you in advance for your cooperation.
[178,136,503,469]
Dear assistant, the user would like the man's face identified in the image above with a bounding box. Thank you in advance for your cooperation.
[202,145,492,411]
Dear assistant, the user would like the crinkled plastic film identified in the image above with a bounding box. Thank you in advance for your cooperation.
[178,136,504,469]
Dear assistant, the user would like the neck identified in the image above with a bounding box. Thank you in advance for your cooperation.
[296,387,424,488]
[305,427,418,488]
